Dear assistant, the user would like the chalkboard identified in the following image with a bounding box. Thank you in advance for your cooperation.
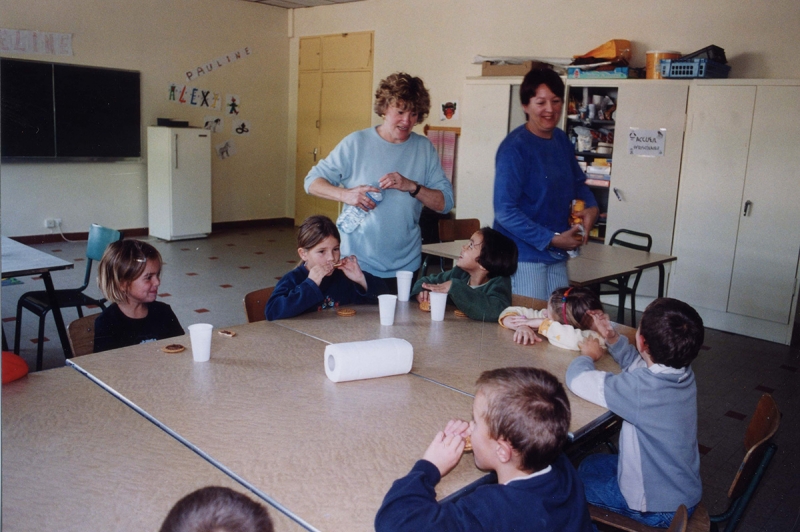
[1,58,141,160]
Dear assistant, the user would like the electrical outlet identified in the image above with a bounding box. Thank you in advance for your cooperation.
[44,218,56,228]
[54,218,62,228]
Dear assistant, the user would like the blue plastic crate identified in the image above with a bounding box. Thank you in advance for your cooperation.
[660,58,731,79]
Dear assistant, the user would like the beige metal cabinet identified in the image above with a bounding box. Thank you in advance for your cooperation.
[670,81,800,344]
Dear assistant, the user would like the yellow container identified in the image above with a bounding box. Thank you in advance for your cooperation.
[646,51,681,79]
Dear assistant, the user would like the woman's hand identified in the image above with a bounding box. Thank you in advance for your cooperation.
[422,281,451,293]
[379,171,412,192]
[514,325,543,345]
[341,184,382,212]
[551,227,582,250]
[574,206,599,245]
[337,256,367,290]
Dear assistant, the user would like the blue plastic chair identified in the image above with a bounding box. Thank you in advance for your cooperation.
[14,224,122,370]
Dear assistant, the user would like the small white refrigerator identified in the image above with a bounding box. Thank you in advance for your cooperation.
[147,126,212,241]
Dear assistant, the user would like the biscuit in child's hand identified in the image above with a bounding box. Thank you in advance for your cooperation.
[336,307,356,317]
[218,329,236,337]
[454,309,468,318]
[419,300,431,312]
[161,344,185,354]
[463,436,473,453]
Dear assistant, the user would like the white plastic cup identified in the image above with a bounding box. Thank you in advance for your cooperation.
[429,292,448,322]
[188,323,213,362]
[378,294,398,326]
[396,271,413,302]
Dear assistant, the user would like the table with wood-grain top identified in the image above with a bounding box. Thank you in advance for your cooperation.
[1,366,305,532]
[67,321,482,532]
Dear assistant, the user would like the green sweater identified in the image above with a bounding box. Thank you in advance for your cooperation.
[411,267,512,321]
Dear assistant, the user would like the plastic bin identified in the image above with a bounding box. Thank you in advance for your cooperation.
[660,58,731,79]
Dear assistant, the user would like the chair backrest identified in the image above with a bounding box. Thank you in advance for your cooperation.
[438,218,480,243]
[728,394,780,500]
[80,224,123,289]
[511,294,548,310]
[668,505,689,532]
[68,314,100,357]
[609,229,652,252]
[244,287,275,323]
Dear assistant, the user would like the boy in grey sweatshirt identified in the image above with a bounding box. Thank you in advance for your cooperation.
[566,298,704,528]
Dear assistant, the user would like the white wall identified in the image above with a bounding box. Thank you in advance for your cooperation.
[286,0,800,219]
[1,0,289,237]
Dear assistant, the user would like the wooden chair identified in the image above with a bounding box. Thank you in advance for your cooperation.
[598,229,652,327]
[438,218,480,243]
[590,504,696,532]
[243,287,274,323]
[708,394,780,531]
[67,314,101,357]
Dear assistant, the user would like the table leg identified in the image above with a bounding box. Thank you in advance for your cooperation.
[41,272,73,359]
[657,264,666,298]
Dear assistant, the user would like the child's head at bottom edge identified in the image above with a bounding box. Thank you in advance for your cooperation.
[159,486,274,532]
[473,367,570,474]
[638,297,705,370]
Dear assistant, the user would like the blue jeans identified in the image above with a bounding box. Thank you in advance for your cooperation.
[579,454,680,528]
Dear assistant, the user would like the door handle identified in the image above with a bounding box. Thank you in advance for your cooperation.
[743,200,752,217]
[613,187,623,201]
[313,147,318,162]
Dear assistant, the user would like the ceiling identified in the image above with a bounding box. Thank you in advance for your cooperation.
[239,0,365,8]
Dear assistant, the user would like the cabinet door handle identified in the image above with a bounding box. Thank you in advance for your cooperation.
[613,187,623,201]
[313,147,318,162]
[743,200,752,217]
[174,134,179,169]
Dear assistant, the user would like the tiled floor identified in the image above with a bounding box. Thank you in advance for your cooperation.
[3,226,799,531]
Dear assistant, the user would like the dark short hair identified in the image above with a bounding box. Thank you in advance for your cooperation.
[639,298,704,369]
[159,486,273,532]
[477,226,518,278]
[373,72,431,123]
[97,239,162,304]
[297,215,340,250]
[519,68,564,106]
[548,286,603,329]
[476,367,570,472]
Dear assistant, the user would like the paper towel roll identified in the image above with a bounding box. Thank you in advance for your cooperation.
[324,338,413,383]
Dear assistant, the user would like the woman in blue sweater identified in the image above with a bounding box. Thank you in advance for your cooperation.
[265,215,388,320]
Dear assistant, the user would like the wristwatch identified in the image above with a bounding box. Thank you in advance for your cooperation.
[409,183,422,198]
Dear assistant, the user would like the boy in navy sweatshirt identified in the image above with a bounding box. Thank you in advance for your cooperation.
[375,367,593,532]
[567,298,704,527]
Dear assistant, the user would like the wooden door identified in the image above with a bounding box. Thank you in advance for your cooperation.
[727,85,800,323]
[294,32,373,225]
[669,85,756,311]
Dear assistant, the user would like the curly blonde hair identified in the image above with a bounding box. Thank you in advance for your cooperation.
[373,72,430,123]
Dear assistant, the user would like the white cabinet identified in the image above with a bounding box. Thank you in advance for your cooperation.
[669,82,800,344]
[147,127,212,241]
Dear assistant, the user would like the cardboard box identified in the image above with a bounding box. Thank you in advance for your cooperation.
[482,60,550,77]
[567,67,630,79]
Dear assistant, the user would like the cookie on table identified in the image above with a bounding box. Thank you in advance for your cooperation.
[336,307,356,317]
[161,344,185,354]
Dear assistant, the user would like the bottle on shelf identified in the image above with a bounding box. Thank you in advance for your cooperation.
[336,189,383,233]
